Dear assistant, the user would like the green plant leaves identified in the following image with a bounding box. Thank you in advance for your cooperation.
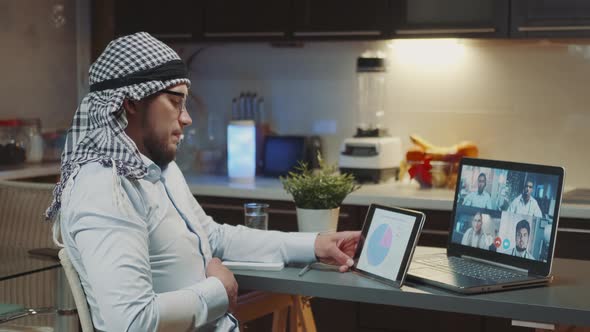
[280,154,360,209]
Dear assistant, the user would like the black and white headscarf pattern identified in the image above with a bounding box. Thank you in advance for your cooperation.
[45,32,191,221]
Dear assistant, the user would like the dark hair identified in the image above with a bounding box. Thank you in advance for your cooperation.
[478,173,486,182]
[473,211,482,220]
[515,219,530,235]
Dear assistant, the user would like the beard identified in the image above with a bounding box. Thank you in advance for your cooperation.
[144,133,176,169]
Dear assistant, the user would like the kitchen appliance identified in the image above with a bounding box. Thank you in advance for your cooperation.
[339,136,401,183]
[231,92,272,175]
[262,135,322,177]
[227,120,256,183]
[339,51,402,183]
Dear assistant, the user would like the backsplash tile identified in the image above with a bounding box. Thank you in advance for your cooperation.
[178,40,590,187]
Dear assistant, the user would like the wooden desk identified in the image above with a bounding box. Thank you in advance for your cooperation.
[233,247,590,330]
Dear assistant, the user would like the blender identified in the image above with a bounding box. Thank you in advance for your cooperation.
[339,51,402,183]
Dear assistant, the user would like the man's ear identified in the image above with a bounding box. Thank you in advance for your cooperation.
[122,99,139,116]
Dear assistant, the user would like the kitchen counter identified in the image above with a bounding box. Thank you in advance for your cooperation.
[0,162,60,181]
[1,166,587,219]
[185,174,590,220]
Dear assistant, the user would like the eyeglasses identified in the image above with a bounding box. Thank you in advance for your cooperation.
[161,90,186,98]
[160,89,188,117]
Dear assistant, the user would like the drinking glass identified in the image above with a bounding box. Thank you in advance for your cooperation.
[244,203,269,230]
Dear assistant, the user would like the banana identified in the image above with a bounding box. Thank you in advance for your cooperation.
[409,134,456,155]
[408,135,479,161]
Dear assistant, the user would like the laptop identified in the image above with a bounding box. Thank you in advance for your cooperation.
[408,158,565,294]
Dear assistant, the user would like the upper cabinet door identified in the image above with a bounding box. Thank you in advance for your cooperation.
[293,0,390,39]
[391,0,509,38]
[114,0,202,40]
[203,0,290,40]
[511,0,590,38]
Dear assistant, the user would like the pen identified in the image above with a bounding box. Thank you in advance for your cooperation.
[298,263,312,277]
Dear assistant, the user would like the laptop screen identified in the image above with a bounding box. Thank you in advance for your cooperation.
[448,158,564,274]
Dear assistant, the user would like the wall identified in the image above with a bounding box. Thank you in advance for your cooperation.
[0,0,78,130]
[174,39,590,188]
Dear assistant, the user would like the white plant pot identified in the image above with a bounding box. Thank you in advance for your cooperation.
[296,207,340,233]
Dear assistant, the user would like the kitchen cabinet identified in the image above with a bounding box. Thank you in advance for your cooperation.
[93,0,590,45]
[357,303,536,332]
[194,195,362,232]
[203,0,290,40]
[511,0,590,38]
[391,0,509,38]
[554,217,590,260]
[113,0,203,40]
[293,0,390,39]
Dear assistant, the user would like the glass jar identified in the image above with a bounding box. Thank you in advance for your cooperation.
[0,119,27,165]
[21,118,44,163]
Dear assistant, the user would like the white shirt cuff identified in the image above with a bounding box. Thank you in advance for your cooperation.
[282,232,318,264]
[189,276,228,324]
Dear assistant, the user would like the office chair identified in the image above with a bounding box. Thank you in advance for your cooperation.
[58,249,94,332]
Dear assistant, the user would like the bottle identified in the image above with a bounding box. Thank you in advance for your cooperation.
[22,118,43,163]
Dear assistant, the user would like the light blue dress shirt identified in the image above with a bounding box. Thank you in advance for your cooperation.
[462,190,492,209]
[508,195,543,218]
[58,156,317,331]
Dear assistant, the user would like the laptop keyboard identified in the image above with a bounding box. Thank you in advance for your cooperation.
[417,255,524,281]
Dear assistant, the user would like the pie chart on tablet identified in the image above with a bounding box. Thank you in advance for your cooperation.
[367,224,393,266]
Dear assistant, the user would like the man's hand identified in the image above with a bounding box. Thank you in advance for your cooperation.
[206,258,238,312]
[314,231,361,272]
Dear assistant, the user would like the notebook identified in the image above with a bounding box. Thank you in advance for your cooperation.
[408,158,565,294]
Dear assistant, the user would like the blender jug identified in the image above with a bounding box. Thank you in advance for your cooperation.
[356,52,387,137]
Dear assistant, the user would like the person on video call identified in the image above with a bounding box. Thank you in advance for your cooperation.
[461,211,492,249]
[511,219,535,259]
[45,32,361,332]
[508,180,543,217]
[462,173,493,209]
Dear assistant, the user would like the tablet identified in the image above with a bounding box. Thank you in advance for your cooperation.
[352,204,425,288]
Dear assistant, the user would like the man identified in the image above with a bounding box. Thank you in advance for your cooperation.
[462,173,492,209]
[508,180,543,217]
[461,211,492,249]
[45,32,360,332]
[510,219,535,259]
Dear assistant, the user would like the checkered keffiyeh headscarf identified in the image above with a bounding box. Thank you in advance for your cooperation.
[45,32,191,221]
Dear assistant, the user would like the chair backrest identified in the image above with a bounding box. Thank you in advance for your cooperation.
[58,249,94,332]
[0,180,57,328]
[0,180,55,249]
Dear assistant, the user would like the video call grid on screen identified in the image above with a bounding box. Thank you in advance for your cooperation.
[451,164,560,263]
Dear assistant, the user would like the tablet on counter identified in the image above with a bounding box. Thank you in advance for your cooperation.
[352,204,425,288]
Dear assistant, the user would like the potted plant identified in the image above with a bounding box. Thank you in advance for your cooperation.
[280,154,360,232]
